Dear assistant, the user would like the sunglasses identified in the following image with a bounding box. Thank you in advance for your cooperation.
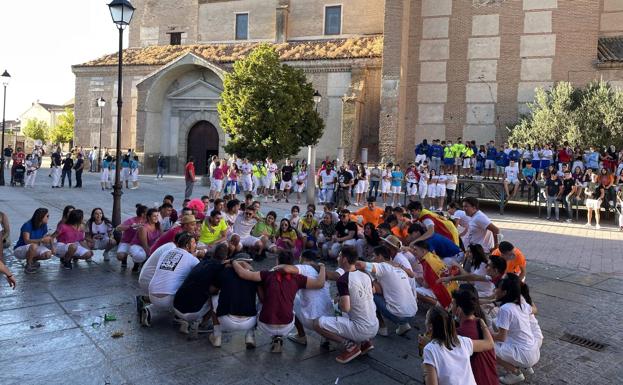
[245,212,253,216]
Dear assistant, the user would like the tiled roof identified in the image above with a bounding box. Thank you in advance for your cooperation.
[75,36,383,67]
[598,36,623,62]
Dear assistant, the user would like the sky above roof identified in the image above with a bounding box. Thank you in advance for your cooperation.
[0,0,129,119]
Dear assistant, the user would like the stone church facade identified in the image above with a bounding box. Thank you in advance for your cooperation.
[73,0,623,173]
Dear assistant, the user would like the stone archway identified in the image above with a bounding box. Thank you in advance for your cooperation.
[187,120,219,176]
[178,110,227,173]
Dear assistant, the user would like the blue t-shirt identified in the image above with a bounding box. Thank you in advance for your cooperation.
[391,171,404,187]
[427,233,461,259]
[15,220,49,249]
[416,143,430,156]
[587,152,599,169]
[486,146,498,160]
[430,144,444,158]
[496,152,509,167]
[522,167,536,180]
[509,149,521,162]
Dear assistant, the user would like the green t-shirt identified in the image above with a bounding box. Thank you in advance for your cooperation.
[452,143,466,158]
[443,146,454,159]
[199,218,228,245]
[251,221,277,238]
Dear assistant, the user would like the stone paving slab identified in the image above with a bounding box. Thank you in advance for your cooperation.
[0,169,621,384]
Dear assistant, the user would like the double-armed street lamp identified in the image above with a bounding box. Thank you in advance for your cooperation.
[306,90,322,204]
[107,0,135,227]
[96,97,106,172]
[0,70,11,186]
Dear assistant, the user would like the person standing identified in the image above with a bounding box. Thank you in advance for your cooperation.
[88,147,97,172]
[545,172,562,221]
[336,164,354,207]
[51,148,62,188]
[461,197,499,253]
[156,155,166,179]
[74,153,84,188]
[185,156,196,199]
[3,144,13,169]
[60,153,74,188]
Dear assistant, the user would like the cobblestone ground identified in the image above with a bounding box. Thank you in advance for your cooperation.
[0,168,621,384]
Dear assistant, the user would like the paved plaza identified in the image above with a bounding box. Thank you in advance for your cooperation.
[0,168,622,385]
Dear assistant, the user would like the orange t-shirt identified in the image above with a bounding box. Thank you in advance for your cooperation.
[355,206,384,227]
[491,247,526,276]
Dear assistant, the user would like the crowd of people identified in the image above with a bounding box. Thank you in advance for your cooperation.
[1,182,541,384]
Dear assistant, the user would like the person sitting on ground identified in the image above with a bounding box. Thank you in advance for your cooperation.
[453,286,499,385]
[0,257,15,288]
[157,203,174,232]
[317,212,336,258]
[233,206,264,258]
[85,208,116,261]
[491,241,526,282]
[233,250,326,353]
[14,208,55,274]
[275,218,302,257]
[354,197,385,227]
[251,210,278,254]
[54,209,94,269]
[420,305,494,385]
[438,254,507,295]
[408,223,464,266]
[198,210,228,256]
[116,204,147,267]
[174,243,227,337]
[330,209,364,259]
[223,199,240,228]
[461,244,495,299]
[298,210,319,243]
[491,274,541,384]
[163,195,178,223]
[56,205,75,230]
[361,223,382,260]
[149,214,200,255]
[314,246,378,364]
[141,232,199,327]
[136,241,178,316]
[128,208,162,272]
[286,205,301,230]
[284,250,334,347]
[0,210,11,251]
[355,245,418,337]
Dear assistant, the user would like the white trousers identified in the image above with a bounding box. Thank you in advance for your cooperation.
[25,169,37,187]
[51,167,61,187]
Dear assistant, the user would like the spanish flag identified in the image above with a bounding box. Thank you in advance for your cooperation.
[421,252,459,308]
[418,209,460,246]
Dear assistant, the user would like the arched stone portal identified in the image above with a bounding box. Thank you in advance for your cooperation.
[187,120,219,175]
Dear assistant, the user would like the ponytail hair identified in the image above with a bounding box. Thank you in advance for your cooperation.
[428,306,459,350]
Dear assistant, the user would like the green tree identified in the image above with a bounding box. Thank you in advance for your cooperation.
[509,81,623,148]
[218,44,324,160]
[22,118,49,142]
[49,108,75,145]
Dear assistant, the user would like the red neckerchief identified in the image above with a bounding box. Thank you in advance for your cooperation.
[275,270,292,282]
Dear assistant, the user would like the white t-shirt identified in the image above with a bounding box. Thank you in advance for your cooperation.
[267,163,278,177]
[505,165,519,180]
[393,252,419,298]
[471,262,494,298]
[148,247,199,295]
[320,170,337,188]
[467,210,494,252]
[437,174,448,185]
[337,270,378,332]
[541,149,553,160]
[423,336,477,385]
[138,242,176,292]
[450,210,470,231]
[295,264,333,321]
[446,174,457,190]
[241,163,252,175]
[496,302,536,351]
[233,214,257,238]
[372,262,418,318]
[381,169,392,183]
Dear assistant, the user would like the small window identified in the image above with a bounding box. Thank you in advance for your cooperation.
[324,5,341,35]
[236,13,249,40]
[169,32,182,46]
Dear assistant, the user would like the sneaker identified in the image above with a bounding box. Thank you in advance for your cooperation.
[595,224,601,230]
[377,327,389,337]
[499,371,525,384]
[270,336,283,353]
[209,333,222,348]
[585,222,592,228]
[520,367,535,376]
[62,260,73,270]
[197,321,214,334]
[135,295,146,315]
[245,330,256,349]
[565,219,573,223]
[179,320,190,335]
[140,307,151,327]
[360,340,374,355]
[545,217,551,221]
[287,333,308,346]
[24,264,38,274]
[336,342,361,364]
[396,323,412,336]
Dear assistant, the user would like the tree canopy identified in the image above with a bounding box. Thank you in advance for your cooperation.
[49,108,74,144]
[22,119,49,142]
[509,80,623,148]
[217,44,324,161]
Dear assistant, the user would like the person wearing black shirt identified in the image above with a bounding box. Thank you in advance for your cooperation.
[545,173,562,221]
[278,159,295,203]
[173,245,226,336]
[210,258,259,349]
[561,171,575,222]
[336,165,354,207]
[3,145,13,169]
[330,209,364,258]
[74,154,85,188]
[60,154,74,188]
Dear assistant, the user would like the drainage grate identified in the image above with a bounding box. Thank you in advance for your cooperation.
[560,333,607,352]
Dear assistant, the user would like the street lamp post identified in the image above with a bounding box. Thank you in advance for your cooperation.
[0,70,11,186]
[107,0,135,227]
[96,97,106,172]
[306,90,322,204]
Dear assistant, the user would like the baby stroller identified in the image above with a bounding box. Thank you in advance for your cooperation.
[11,164,25,187]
